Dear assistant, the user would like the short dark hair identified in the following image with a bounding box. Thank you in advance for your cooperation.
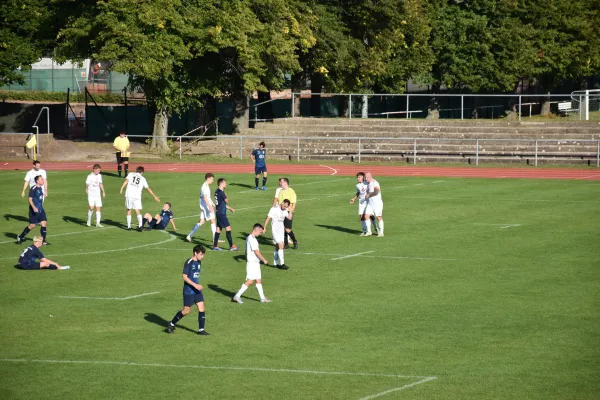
[259,141,265,148]
[356,172,365,178]
[33,161,40,166]
[281,177,289,185]
[165,202,171,208]
[193,244,206,255]
[93,164,101,170]
[253,223,264,231]
[282,199,290,206]
[119,131,126,135]
[205,173,214,180]
[136,166,144,173]
[217,178,226,185]
[34,175,43,183]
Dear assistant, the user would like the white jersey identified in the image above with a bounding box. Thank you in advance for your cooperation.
[24,169,47,191]
[124,173,148,199]
[268,207,288,236]
[86,173,103,197]
[200,182,214,207]
[356,182,369,204]
[246,234,260,263]
[367,179,382,203]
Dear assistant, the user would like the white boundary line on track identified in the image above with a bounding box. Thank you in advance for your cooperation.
[331,251,375,260]
[360,376,438,400]
[58,291,160,300]
[0,358,436,380]
[319,165,338,175]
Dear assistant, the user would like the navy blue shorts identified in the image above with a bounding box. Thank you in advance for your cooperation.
[183,292,204,307]
[216,214,230,229]
[149,218,167,230]
[19,262,40,270]
[255,166,267,175]
[29,209,47,224]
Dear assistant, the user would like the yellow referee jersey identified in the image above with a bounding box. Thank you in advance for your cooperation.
[113,136,130,154]
[278,188,297,206]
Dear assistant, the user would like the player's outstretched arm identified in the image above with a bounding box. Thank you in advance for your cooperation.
[254,250,268,265]
[227,205,235,213]
[170,219,177,230]
[263,216,271,232]
[119,179,128,194]
[146,187,160,202]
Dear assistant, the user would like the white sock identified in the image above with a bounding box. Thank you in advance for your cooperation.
[278,249,284,265]
[96,212,101,225]
[137,214,143,227]
[87,210,93,224]
[378,220,384,234]
[366,220,372,233]
[126,215,132,228]
[273,250,279,265]
[235,284,248,298]
[211,222,216,239]
[256,283,266,300]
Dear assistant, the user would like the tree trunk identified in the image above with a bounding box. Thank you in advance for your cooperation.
[151,107,169,154]
[540,91,552,116]
[232,93,249,134]
[504,80,522,121]
[310,73,323,117]
[291,74,303,118]
[426,84,440,119]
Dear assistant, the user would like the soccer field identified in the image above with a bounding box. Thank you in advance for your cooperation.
[0,170,599,399]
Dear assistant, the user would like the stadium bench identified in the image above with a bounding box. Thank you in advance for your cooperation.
[558,101,578,116]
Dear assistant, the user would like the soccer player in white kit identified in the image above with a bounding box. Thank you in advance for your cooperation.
[21,160,48,200]
[232,223,272,304]
[349,172,374,236]
[186,173,217,242]
[119,166,160,230]
[85,164,106,227]
[264,199,292,270]
[365,172,384,237]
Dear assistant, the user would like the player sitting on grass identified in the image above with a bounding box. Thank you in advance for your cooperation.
[17,236,69,270]
[139,202,176,231]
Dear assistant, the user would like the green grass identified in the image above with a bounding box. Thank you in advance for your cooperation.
[0,171,599,399]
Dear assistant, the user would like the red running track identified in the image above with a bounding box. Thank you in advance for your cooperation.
[1,161,599,180]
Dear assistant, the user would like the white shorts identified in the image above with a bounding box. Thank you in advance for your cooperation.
[88,196,102,207]
[246,261,262,280]
[200,201,215,221]
[125,197,142,210]
[272,230,285,244]
[370,200,383,217]
[358,201,373,216]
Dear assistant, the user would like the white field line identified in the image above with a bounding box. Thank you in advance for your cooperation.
[331,251,375,260]
[0,358,435,380]
[402,195,594,204]
[319,164,338,175]
[58,291,160,301]
[473,223,522,229]
[235,177,351,194]
[0,231,175,260]
[360,376,437,400]
[0,226,118,245]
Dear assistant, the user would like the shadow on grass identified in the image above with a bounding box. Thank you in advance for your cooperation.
[62,215,123,228]
[4,214,28,223]
[229,183,255,189]
[4,232,25,242]
[207,284,259,302]
[237,231,272,246]
[144,312,196,334]
[314,224,362,235]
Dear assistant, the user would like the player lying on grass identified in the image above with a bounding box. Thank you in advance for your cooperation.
[17,236,69,270]
[139,202,176,231]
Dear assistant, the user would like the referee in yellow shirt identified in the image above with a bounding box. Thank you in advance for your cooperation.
[277,177,298,249]
[113,131,131,177]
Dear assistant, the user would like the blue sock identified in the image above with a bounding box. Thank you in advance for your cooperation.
[213,231,220,248]
[188,223,201,237]
[48,264,58,270]
[41,227,47,242]
[19,226,31,239]
[170,310,184,326]
[226,231,233,247]
[141,218,147,228]
[262,177,267,186]
[198,312,206,331]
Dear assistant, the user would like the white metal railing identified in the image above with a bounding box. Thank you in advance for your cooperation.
[32,107,50,155]
[125,134,600,167]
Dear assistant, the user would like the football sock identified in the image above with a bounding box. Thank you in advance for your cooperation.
[41,227,47,242]
[188,222,201,237]
[361,220,367,233]
[118,165,122,176]
[137,214,142,227]
[170,310,184,326]
[226,231,233,247]
[256,283,266,300]
[284,234,289,247]
[210,222,216,240]
[124,165,128,175]
[19,226,31,239]
[273,249,279,265]
[262,177,267,186]
[378,220,384,234]
[213,231,220,248]
[126,215,132,228]
[140,218,147,229]
[278,249,284,265]
[48,264,58,270]
[235,284,248,298]
[87,210,93,224]
[198,311,206,331]
[255,178,259,188]
[288,230,297,243]
[96,212,101,225]
[371,215,378,232]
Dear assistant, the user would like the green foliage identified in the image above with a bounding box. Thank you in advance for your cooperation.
[0,90,123,103]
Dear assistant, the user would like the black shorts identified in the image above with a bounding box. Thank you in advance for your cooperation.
[183,292,204,307]
[284,217,293,230]
[216,214,230,229]
[18,262,40,270]
[29,209,47,224]
[116,152,129,164]
[255,166,267,175]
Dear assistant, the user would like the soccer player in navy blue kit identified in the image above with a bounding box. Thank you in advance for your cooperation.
[213,178,238,251]
[16,175,49,245]
[251,141,267,190]
[139,202,177,231]
[167,245,210,335]
[17,236,69,270]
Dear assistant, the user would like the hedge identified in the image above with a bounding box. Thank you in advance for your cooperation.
[0,90,124,104]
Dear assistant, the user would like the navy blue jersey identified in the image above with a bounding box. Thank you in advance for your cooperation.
[182,258,202,295]
[18,245,44,265]
[29,186,44,212]
[214,189,227,215]
[252,148,266,168]
[158,209,173,229]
